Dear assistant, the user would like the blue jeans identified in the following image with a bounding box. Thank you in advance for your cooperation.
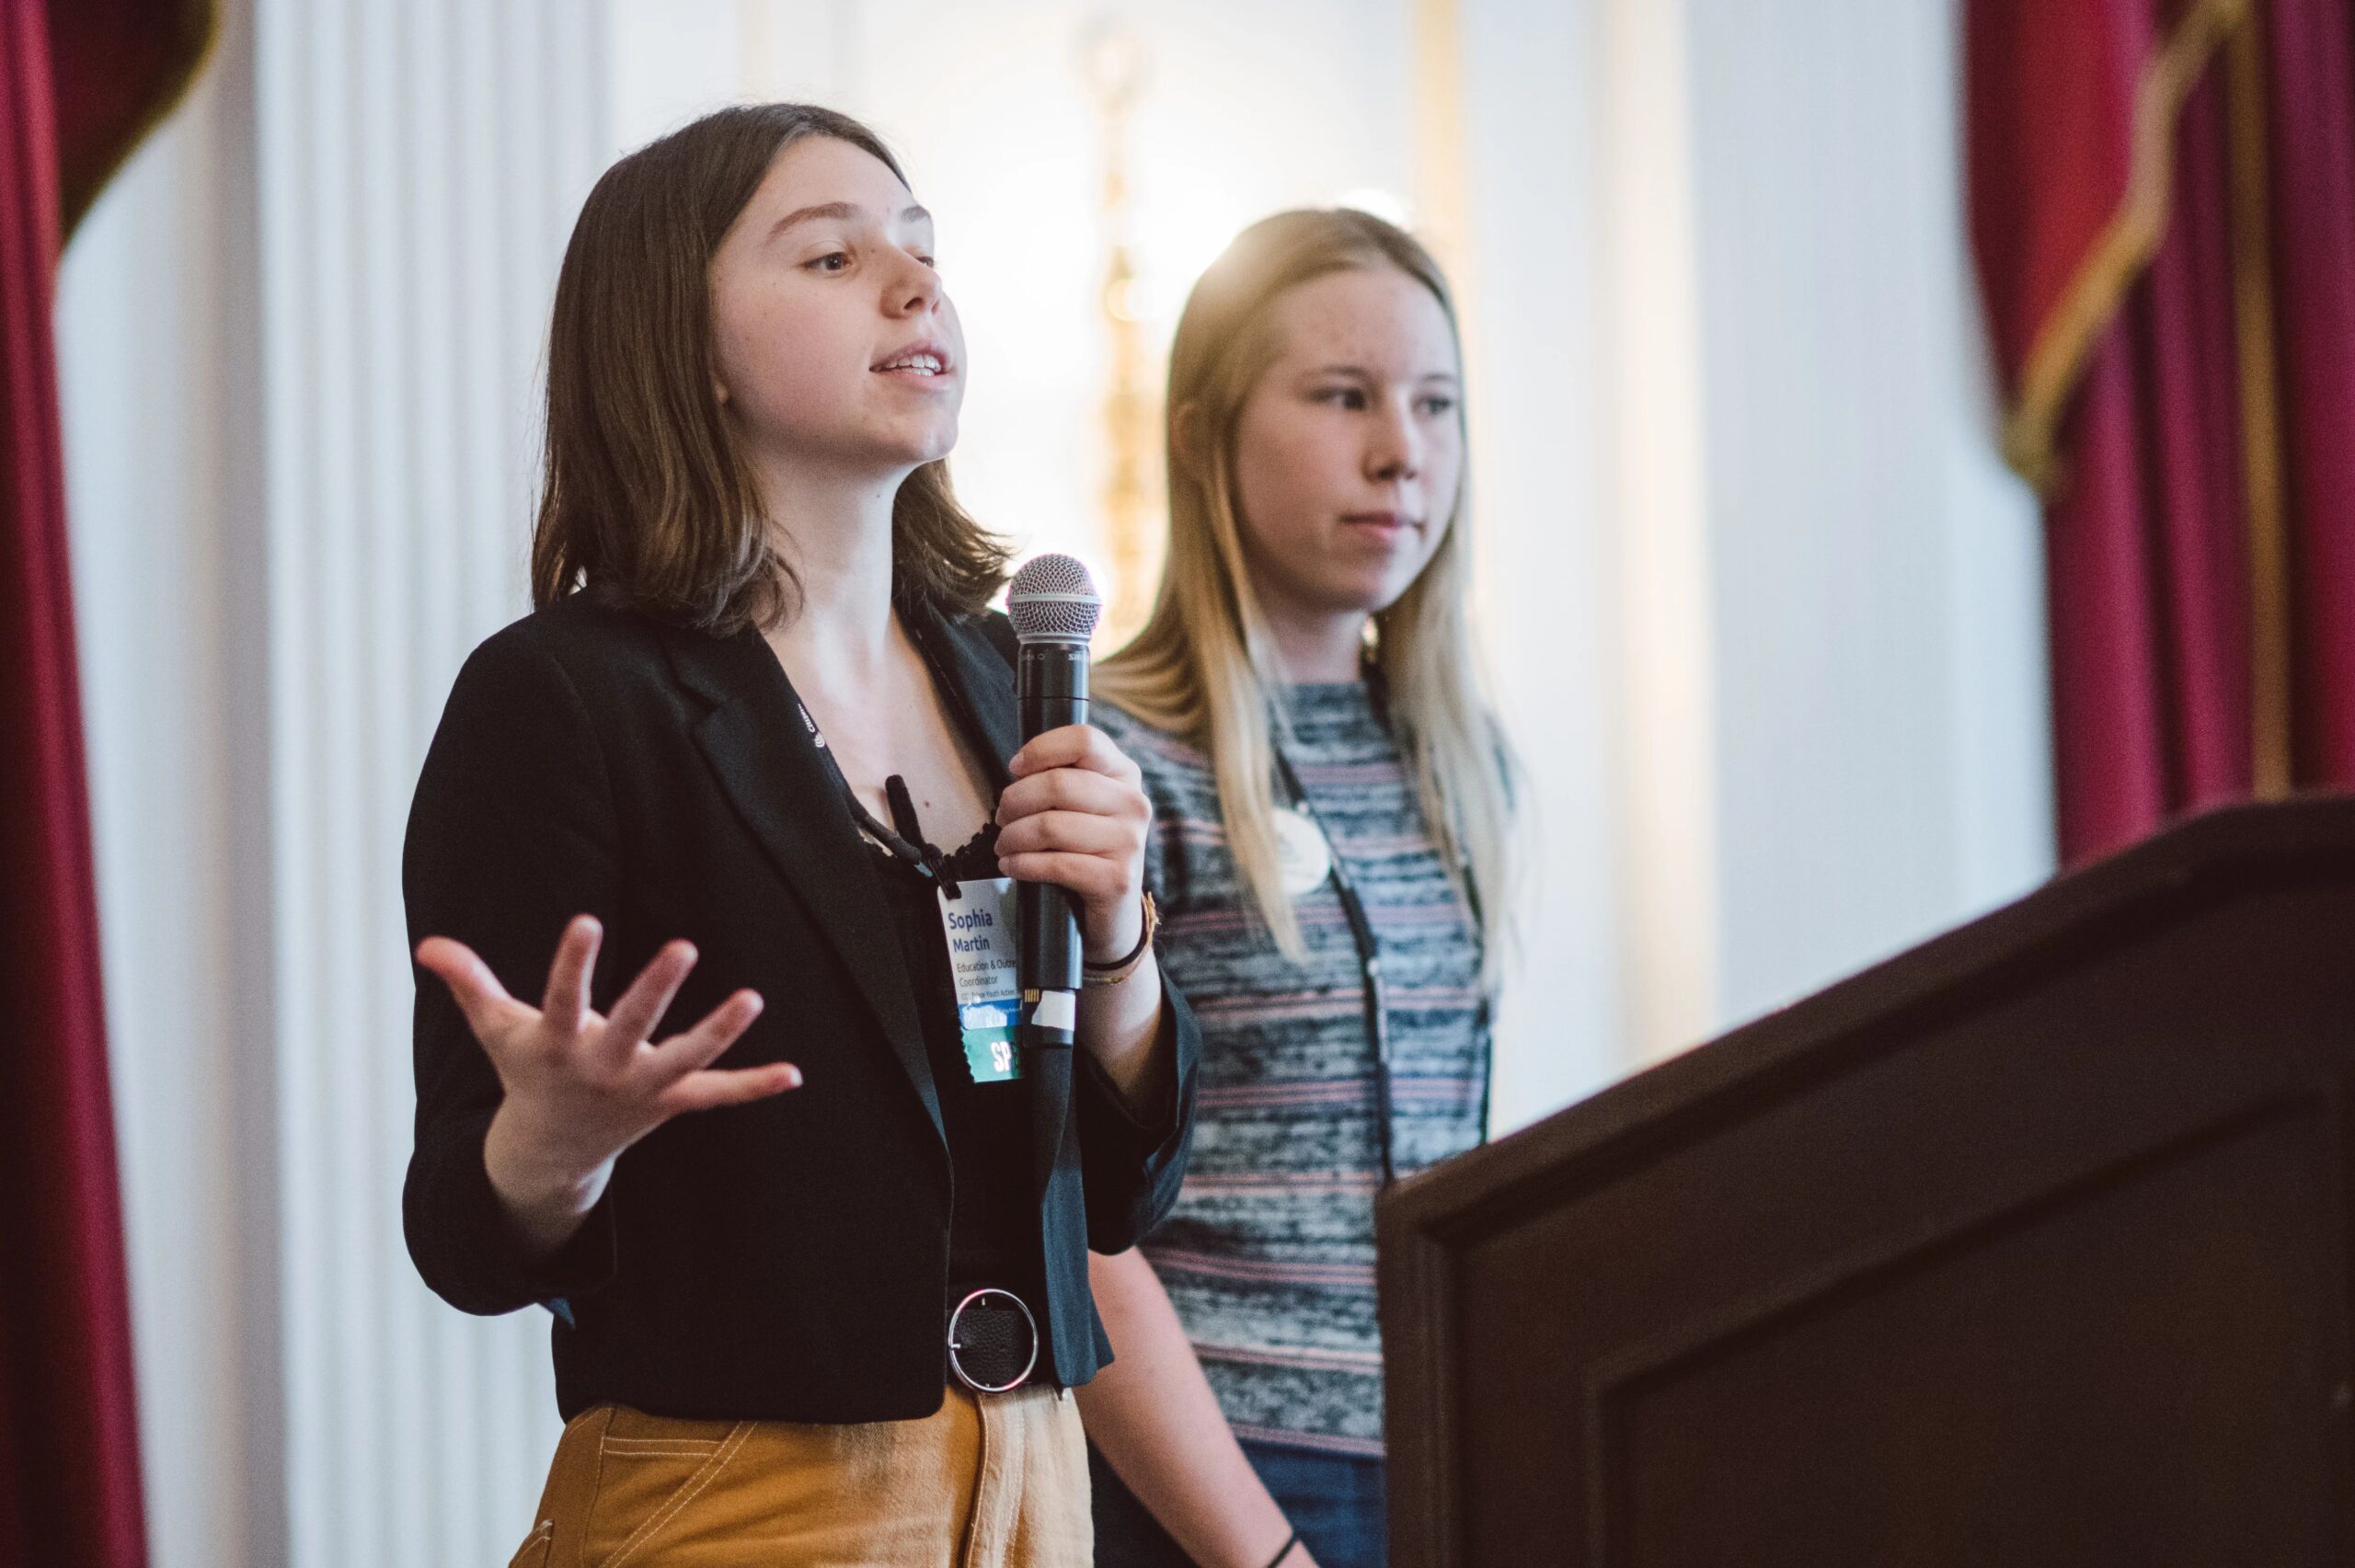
[1088,1436,1387,1568]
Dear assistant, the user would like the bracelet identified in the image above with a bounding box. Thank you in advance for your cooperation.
[1260,1529,1301,1568]
[1082,891,1157,986]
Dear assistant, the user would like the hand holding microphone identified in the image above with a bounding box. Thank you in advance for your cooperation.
[994,555,1156,1066]
[994,724,1153,962]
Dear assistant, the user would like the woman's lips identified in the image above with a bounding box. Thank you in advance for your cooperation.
[871,341,954,378]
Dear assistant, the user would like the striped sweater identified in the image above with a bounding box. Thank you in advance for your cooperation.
[1093,683,1489,1456]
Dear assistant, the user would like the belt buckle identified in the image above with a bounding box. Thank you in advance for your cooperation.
[948,1287,1040,1393]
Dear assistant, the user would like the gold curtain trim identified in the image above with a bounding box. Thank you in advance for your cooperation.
[2001,0,2250,492]
[2223,16,2292,796]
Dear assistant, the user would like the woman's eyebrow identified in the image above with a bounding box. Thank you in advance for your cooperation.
[769,200,932,240]
[1299,365,1461,385]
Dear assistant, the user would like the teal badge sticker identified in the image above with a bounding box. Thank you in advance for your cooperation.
[959,1000,1020,1083]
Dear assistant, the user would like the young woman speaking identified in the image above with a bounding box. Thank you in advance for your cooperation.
[403,103,1199,1567]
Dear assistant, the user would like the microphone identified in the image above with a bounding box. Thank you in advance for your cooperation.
[1005,554,1102,1051]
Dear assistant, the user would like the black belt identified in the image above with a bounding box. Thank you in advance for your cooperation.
[947,1287,1040,1393]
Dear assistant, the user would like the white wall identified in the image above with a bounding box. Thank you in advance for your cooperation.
[1456,0,1628,1119]
[1455,0,2051,1113]
[1680,0,2052,1031]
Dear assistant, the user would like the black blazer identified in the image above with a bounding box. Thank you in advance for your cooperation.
[401,590,1199,1423]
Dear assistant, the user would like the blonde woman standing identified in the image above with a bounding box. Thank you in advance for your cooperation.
[1080,211,1514,1568]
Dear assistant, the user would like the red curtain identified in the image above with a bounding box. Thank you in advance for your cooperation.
[2,3,211,1565]
[45,0,213,235]
[1968,0,2355,866]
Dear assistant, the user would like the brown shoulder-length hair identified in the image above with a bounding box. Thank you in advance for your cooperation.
[532,102,1008,633]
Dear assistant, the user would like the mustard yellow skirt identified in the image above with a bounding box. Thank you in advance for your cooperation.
[509,1384,1091,1568]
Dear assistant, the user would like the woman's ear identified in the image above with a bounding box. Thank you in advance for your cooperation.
[712,374,731,406]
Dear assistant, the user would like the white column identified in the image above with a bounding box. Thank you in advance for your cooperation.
[252,1,607,1562]
[71,3,613,1555]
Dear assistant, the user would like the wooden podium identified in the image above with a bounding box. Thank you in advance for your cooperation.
[1378,797,2355,1566]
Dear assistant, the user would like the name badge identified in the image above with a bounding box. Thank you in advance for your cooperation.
[939,877,1024,1083]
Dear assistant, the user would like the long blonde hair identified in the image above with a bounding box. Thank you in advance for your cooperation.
[1095,209,1515,987]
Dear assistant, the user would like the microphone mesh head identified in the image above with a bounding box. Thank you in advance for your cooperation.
[1007,554,1103,645]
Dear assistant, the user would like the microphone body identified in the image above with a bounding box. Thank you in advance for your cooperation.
[1005,555,1105,1051]
[1016,639,1088,999]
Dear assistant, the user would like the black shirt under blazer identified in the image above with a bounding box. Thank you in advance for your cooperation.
[401,590,1200,1423]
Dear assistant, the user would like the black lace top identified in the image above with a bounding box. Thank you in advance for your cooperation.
[860,815,1046,1321]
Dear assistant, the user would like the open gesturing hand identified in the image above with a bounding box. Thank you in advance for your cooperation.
[416,914,798,1255]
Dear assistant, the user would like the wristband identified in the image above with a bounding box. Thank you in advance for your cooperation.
[1261,1529,1301,1568]
[1081,891,1157,986]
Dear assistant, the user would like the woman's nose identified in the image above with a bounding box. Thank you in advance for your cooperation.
[1368,410,1423,482]
[890,252,941,315]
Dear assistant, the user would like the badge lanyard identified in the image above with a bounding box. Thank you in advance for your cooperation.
[799,701,1027,1085]
[1269,663,1495,1187]
[1269,745,1400,1189]
[798,700,940,870]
